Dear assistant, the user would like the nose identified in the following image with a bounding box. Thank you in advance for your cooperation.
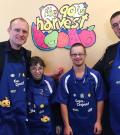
[19,30,24,36]
[35,69,40,73]
[118,23,120,29]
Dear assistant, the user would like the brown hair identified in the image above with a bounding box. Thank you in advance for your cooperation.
[30,56,46,67]
[110,11,120,22]
[9,17,29,28]
[70,43,86,55]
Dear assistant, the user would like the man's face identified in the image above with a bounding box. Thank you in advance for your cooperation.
[70,46,86,67]
[30,63,44,80]
[8,19,29,49]
[111,14,120,38]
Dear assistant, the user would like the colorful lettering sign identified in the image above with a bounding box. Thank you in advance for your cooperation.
[31,3,96,51]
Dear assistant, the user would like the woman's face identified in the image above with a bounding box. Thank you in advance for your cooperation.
[30,63,44,80]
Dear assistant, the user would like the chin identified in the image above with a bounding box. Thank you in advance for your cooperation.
[35,77,41,80]
[34,75,42,80]
[16,41,26,46]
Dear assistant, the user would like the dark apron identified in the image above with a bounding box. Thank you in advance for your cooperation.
[0,53,29,135]
[68,71,96,135]
[27,78,55,135]
[108,45,120,135]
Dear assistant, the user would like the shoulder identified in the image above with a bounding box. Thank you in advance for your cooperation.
[105,41,119,52]
[44,75,54,82]
[43,75,55,93]
[22,47,31,57]
[43,75,56,87]
[61,69,72,78]
[59,69,73,83]
[87,67,101,79]
[0,40,8,48]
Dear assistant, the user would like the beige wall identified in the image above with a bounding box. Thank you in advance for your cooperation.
[0,0,120,73]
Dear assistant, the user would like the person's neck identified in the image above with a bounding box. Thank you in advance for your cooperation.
[10,41,21,50]
[73,64,86,78]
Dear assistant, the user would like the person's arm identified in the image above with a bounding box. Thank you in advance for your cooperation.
[46,67,64,80]
[93,70,106,135]
[61,104,73,135]
[94,101,104,135]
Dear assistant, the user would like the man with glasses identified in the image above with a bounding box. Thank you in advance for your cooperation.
[55,43,105,135]
[94,11,120,135]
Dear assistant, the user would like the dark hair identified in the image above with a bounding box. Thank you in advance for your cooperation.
[9,17,29,28]
[30,56,46,67]
[70,43,86,55]
[110,11,120,22]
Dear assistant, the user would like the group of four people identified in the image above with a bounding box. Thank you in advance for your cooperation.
[0,10,120,135]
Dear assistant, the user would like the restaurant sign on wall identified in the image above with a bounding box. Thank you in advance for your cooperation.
[31,3,96,51]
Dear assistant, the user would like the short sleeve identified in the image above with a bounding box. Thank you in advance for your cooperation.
[54,76,69,105]
[95,72,106,101]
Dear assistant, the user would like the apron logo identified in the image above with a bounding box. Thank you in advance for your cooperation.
[10,89,16,93]
[116,80,120,85]
[88,108,92,112]
[29,109,36,114]
[10,74,15,77]
[72,108,79,112]
[118,66,120,69]
[39,110,44,114]
[75,99,89,107]
[80,93,84,98]
[41,116,50,123]
[0,97,11,107]
[40,104,45,108]
[73,93,77,97]
[88,93,91,97]
[14,79,24,87]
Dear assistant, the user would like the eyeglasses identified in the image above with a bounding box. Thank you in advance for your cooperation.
[30,66,43,72]
[71,53,86,57]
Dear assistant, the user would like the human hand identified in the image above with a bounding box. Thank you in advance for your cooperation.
[64,125,73,135]
[94,121,102,135]
[53,67,64,79]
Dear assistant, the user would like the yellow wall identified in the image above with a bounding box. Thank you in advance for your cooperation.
[0,0,120,73]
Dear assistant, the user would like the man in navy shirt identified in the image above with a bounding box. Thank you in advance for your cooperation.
[56,43,105,135]
[0,17,31,135]
[94,11,120,135]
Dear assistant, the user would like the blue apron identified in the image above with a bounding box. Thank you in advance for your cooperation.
[108,44,120,135]
[0,53,29,135]
[27,77,55,135]
[67,69,96,135]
